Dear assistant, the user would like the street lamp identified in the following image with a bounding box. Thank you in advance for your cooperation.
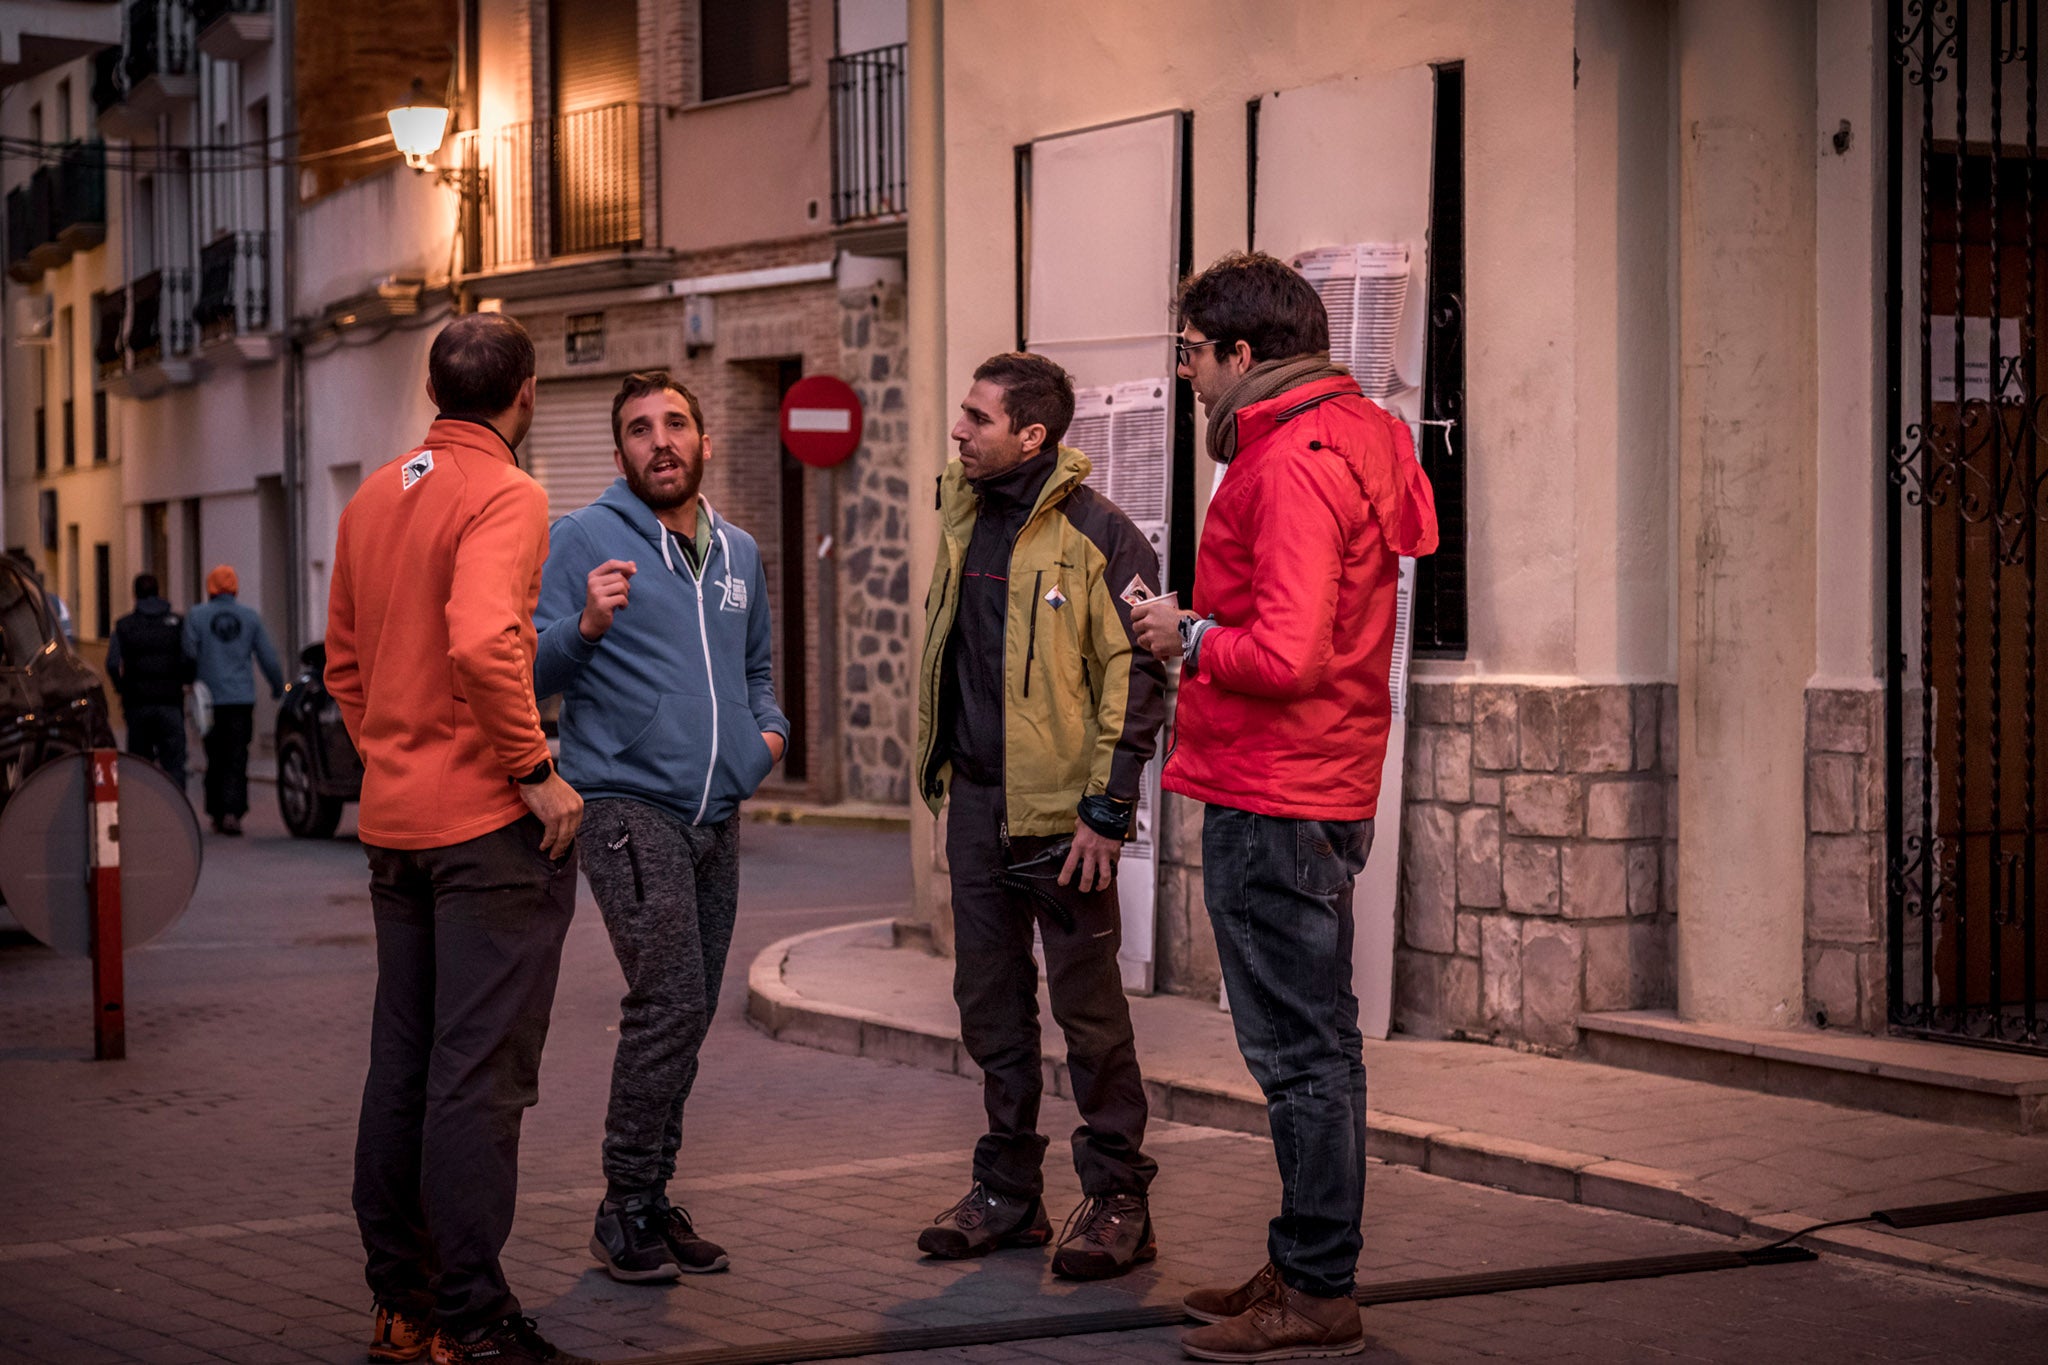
[387,79,451,172]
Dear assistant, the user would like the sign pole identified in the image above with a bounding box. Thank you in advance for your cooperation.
[87,747,125,1060]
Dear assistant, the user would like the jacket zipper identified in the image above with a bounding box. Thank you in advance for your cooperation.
[661,523,720,825]
[610,827,645,901]
[920,566,954,799]
[1022,570,1042,698]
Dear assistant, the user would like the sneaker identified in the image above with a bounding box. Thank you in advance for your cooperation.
[430,1314,594,1364]
[915,1180,1053,1259]
[368,1301,435,1363]
[589,1194,682,1283]
[221,814,243,836]
[655,1197,729,1274]
[1050,1192,1156,1281]
[1180,1281,1364,1362]
[1184,1261,1283,1325]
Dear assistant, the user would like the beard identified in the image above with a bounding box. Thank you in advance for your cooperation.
[624,456,701,511]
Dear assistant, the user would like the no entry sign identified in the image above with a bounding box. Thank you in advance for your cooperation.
[779,375,864,468]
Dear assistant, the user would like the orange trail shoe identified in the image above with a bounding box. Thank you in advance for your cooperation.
[368,1301,435,1363]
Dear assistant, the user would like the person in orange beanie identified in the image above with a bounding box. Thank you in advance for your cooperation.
[182,562,283,835]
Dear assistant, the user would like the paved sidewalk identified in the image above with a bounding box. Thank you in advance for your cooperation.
[751,920,2048,1299]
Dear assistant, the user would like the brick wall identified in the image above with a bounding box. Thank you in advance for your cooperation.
[296,0,458,201]
[1805,687,1886,1032]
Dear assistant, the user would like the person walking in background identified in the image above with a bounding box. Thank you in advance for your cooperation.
[182,564,283,835]
[912,352,1168,1282]
[535,371,786,1286]
[327,312,591,1365]
[1132,252,1439,1362]
[105,572,192,790]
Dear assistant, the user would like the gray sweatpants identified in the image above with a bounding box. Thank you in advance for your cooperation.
[580,796,741,1198]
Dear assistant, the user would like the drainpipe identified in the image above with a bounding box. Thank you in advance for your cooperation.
[278,0,304,655]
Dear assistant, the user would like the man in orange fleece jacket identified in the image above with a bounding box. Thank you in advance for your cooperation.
[326,313,592,1365]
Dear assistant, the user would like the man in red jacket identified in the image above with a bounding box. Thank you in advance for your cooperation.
[1133,252,1438,1362]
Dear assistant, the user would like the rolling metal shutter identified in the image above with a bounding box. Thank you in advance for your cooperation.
[524,379,619,522]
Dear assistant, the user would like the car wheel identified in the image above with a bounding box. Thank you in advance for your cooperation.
[278,733,343,839]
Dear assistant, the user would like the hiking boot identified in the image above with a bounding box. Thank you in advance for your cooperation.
[1184,1261,1284,1324]
[1051,1192,1156,1281]
[368,1301,435,1363]
[1180,1280,1364,1362]
[589,1194,682,1283]
[915,1181,1053,1259]
[430,1314,594,1364]
[655,1197,729,1274]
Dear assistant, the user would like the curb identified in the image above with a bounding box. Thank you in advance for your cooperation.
[743,803,912,831]
[746,921,2048,1302]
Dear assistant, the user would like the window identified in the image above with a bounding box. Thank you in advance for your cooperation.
[33,346,47,475]
[93,542,110,639]
[700,0,789,101]
[54,79,71,142]
[60,306,75,469]
[183,498,203,605]
[144,502,169,582]
[93,390,108,464]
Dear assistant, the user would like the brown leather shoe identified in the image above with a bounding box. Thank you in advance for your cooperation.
[1184,1261,1284,1324]
[1181,1280,1364,1362]
[368,1302,435,1363]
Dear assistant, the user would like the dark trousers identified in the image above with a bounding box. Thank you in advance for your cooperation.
[124,702,187,790]
[202,702,254,820]
[353,815,578,1334]
[579,797,741,1199]
[1203,804,1373,1298]
[946,776,1155,1200]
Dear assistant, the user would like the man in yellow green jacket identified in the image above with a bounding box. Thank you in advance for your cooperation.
[913,352,1168,1281]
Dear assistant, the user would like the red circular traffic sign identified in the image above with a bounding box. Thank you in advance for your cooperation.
[779,376,865,468]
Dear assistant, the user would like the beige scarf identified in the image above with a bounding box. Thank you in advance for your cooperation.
[1205,353,1353,464]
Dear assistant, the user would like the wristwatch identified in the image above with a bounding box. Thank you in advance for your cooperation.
[1177,613,1215,667]
[515,758,553,785]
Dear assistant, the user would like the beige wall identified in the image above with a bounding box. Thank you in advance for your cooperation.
[932,0,1648,681]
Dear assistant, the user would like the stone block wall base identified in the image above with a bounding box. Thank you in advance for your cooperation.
[1396,680,1678,1050]
[1804,687,1886,1033]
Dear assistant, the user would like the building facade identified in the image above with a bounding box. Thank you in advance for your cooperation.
[905,0,1992,1061]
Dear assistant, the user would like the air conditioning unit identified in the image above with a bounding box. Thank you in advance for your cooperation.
[1292,243,1413,400]
[12,292,54,346]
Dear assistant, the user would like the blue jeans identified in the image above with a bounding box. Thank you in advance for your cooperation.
[1203,803,1373,1298]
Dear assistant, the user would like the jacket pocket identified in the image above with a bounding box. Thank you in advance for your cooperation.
[713,701,776,804]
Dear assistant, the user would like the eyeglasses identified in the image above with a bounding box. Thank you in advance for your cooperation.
[1174,337,1228,365]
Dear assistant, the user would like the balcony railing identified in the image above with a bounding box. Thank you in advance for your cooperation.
[193,230,270,342]
[93,287,127,382]
[457,102,663,275]
[829,43,907,225]
[127,267,196,367]
[3,142,108,282]
[124,0,196,92]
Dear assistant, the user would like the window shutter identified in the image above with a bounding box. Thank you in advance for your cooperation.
[525,380,621,522]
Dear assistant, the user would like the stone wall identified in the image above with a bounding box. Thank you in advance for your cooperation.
[1394,681,1678,1049]
[1804,686,1886,1032]
[836,279,913,805]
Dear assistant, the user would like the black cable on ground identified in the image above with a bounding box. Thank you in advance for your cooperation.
[612,1190,2048,1365]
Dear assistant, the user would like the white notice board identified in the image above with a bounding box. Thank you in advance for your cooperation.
[1024,111,1187,994]
[1255,68,1435,1039]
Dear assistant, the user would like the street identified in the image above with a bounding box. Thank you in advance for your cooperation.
[1,803,2044,1364]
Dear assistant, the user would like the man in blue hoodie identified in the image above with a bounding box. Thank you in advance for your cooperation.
[535,370,787,1287]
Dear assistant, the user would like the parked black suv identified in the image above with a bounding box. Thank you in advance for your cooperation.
[274,640,362,839]
[0,554,114,812]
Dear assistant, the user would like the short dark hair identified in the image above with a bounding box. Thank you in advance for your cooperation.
[971,352,1074,452]
[1175,251,1330,363]
[428,313,536,416]
[133,573,158,600]
[611,371,706,450]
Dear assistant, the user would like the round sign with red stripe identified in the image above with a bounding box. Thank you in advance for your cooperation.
[779,375,865,468]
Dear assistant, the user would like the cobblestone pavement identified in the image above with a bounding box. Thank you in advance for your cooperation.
[2,805,2044,1363]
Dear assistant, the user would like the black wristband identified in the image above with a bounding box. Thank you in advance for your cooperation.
[1076,793,1135,841]
[514,757,552,785]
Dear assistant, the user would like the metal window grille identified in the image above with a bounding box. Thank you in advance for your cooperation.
[1886,0,2048,1054]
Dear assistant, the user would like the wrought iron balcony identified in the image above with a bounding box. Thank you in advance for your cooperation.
[94,287,126,383]
[120,0,197,115]
[3,143,107,282]
[193,230,271,346]
[456,102,666,284]
[829,43,907,225]
[126,267,195,367]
